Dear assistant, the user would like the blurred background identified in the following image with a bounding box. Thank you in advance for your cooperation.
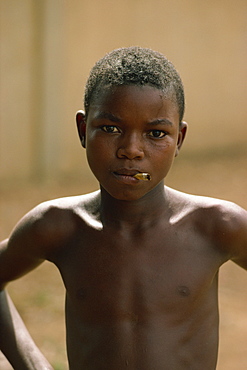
[0,0,246,369]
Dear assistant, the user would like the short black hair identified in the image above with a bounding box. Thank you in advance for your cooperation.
[84,46,185,122]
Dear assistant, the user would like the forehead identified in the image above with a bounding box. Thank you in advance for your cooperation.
[87,85,179,124]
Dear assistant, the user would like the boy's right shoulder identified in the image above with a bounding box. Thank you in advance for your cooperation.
[10,191,101,258]
[25,190,100,227]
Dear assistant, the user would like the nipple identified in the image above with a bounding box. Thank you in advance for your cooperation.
[133,173,151,181]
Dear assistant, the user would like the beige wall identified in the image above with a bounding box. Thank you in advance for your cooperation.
[1,0,247,182]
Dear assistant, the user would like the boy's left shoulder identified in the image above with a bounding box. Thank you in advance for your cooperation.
[168,187,247,267]
[168,186,246,224]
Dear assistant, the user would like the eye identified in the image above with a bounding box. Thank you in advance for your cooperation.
[101,125,120,133]
[148,130,167,138]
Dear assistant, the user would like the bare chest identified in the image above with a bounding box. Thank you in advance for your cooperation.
[55,226,223,323]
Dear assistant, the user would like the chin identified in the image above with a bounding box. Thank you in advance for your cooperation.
[111,193,143,202]
[102,187,145,202]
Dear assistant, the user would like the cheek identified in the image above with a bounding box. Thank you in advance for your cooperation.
[150,139,177,160]
[151,143,177,175]
[87,131,115,153]
[86,137,114,177]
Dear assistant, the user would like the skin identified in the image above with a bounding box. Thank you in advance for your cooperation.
[0,85,247,369]
[0,290,53,369]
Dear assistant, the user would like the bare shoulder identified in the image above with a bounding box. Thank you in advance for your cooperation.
[167,186,247,268]
[0,191,101,286]
[167,186,246,215]
[32,190,101,219]
[9,190,101,258]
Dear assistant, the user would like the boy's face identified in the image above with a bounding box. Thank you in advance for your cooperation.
[77,85,187,201]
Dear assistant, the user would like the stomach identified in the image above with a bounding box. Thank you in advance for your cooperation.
[65,307,219,370]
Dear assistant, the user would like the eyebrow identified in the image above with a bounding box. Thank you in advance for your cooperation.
[148,118,174,127]
[94,111,122,123]
[94,112,174,126]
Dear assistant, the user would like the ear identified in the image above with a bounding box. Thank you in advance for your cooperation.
[76,110,86,148]
[175,121,187,157]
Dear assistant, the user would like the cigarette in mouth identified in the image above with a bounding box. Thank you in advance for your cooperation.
[133,173,151,181]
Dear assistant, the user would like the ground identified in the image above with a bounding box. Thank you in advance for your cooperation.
[0,152,246,369]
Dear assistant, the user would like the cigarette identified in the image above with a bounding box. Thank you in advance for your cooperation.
[133,173,151,181]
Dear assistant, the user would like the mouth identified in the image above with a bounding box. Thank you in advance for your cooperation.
[133,173,151,181]
[113,169,151,183]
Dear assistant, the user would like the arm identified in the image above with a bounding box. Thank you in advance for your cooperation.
[0,203,60,289]
[0,289,53,370]
[0,219,45,291]
[0,201,76,367]
[0,200,77,368]
[0,201,77,289]
[214,201,247,270]
[0,217,47,368]
[229,205,247,270]
[0,203,67,368]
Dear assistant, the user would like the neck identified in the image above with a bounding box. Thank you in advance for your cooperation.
[98,182,170,230]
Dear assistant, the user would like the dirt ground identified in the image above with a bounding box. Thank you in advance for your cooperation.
[0,153,246,369]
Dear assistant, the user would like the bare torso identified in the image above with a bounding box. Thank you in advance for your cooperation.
[45,187,229,369]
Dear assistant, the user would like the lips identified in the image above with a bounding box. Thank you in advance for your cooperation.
[113,168,142,177]
[112,168,149,185]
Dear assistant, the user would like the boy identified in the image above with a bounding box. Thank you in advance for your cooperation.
[0,46,247,369]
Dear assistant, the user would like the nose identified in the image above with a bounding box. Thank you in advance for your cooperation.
[117,133,145,160]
